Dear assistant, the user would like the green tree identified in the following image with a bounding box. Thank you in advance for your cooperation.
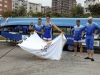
[36,12,45,17]
[71,6,77,17]
[10,9,18,17]
[71,3,84,17]
[31,12,45,17]
[18,6,27,17]
[88,3,100,15]
[28,10,34,17]
[1,10,12,18]
[51,12,62,17]
[82,13,91,18]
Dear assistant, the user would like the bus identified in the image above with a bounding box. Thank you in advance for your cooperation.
[0,18,100,51]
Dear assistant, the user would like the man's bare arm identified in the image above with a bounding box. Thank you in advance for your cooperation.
[52,23,62,32]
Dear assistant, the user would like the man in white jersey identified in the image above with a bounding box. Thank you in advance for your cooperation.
[29,18,44,38]
[72,20,84,57]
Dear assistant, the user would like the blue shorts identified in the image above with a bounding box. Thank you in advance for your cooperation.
[74,38,82,42]
[43,34,52,41]
[86,36,94,50]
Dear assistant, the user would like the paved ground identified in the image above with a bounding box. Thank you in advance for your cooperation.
[0,42,100,75]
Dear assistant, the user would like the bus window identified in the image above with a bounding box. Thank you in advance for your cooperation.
[53,27,67,36]
[66,27,73,35]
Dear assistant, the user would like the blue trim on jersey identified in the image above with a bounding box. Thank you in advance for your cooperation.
[33,24,44,38]
[72,25,83,40]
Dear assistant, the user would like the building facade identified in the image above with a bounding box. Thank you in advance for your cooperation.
[44,6,52,13]
[28,2,42,13]
[41,6,45,13]
[84,0,99,14]
[12,0,42,13]
[0,0,12,16]
[12,0,27,14]
[52,0,76,14]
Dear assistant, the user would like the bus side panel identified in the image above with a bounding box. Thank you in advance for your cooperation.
[1,32,22,40]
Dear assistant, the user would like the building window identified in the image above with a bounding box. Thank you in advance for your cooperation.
[88,5,90,7]
[4,5,7,7]
[36,6,38,11]
[4,0,7,3]
[0,4,2,6]
[0,8,2,11]
[15,3,18,5]
[86,9,87,12]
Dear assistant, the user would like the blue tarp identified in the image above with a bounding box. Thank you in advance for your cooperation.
[0,18,100,27]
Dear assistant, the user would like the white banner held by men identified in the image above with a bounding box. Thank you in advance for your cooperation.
[18,32,67,60]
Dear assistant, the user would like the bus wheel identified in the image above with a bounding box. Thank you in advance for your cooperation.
[66,45,74,52]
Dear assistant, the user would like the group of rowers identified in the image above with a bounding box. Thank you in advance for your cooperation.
[3,15,100,61]
[29,15,100,62]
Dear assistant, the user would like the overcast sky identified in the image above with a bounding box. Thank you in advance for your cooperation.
[29,0,84,6]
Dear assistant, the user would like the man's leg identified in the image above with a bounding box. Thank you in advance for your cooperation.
[79,41,83,58]
[91,50,94,59]
[84,38,91,59]
[90,37,94,61]
[87,38,91,58]
[73,41,77,56]
[87,50,91,58]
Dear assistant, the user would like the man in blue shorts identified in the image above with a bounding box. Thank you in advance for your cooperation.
[72,20,84,58]
[82,17,100,61]
[29,18,44,38]
[43,15,63,41]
